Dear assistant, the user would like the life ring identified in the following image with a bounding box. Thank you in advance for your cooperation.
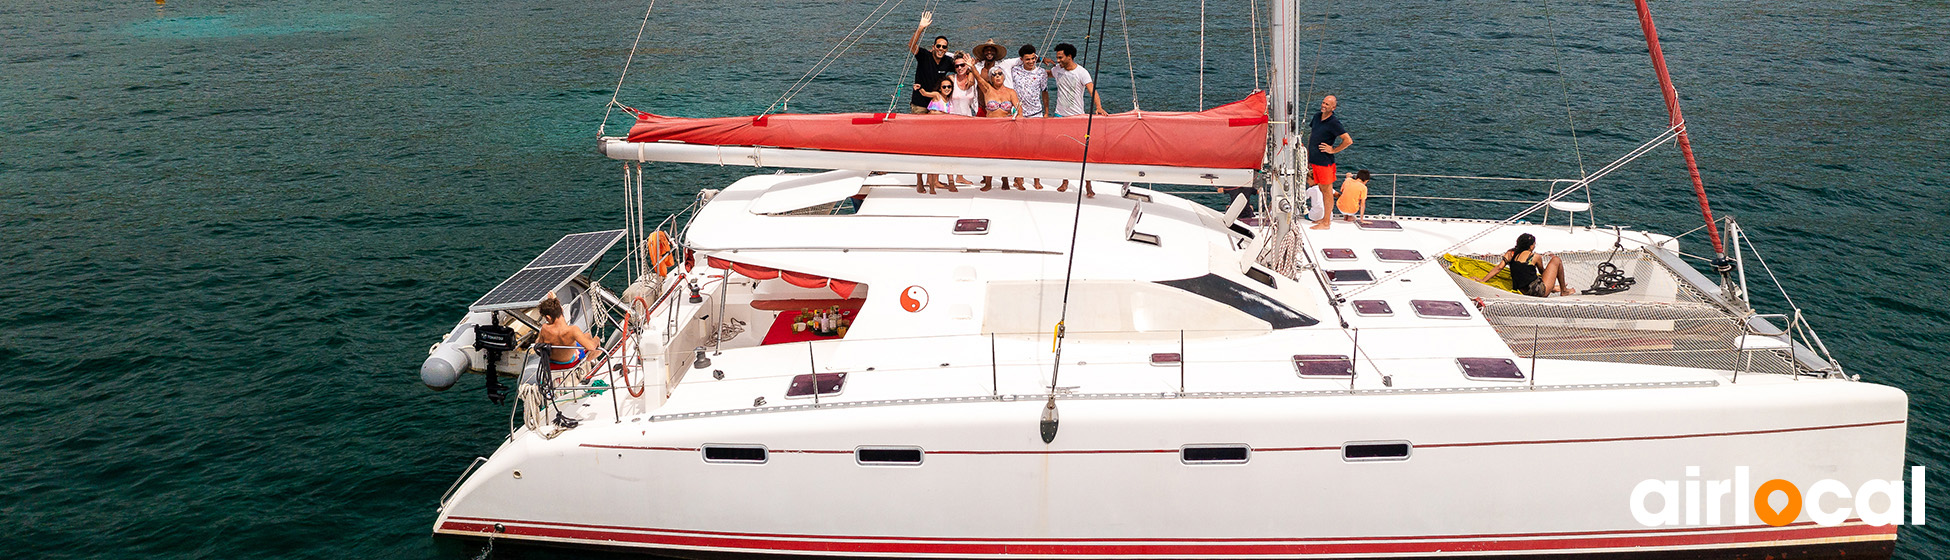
[646,231,676,276]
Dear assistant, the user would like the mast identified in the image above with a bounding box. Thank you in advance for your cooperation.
[1631,0,1727,261]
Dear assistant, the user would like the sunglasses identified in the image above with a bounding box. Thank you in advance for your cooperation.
[956,64,969,69]
[934,44,949,49]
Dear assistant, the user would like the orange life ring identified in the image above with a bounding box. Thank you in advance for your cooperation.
[646,231,676,276]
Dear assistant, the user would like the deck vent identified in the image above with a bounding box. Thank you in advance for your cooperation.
[953,219,989,235]
[1292,355,1354,378]
[1244,267,1278,288]
[1149,353,1183,366]
[1409,300,1470,319]
[1357,219,1404,231]
[1322,248,1357,260]
[1342,441,1411,462]
[786,372,847,398]
[855,446,924,466]
[1121,186,1153,203]
[1326,270,1374,284]
[1181,445,1251,464]
[1373,248,1424,262]
[703,445,769,464]
[1457,358,1525,381]
[1351,300,1393,316]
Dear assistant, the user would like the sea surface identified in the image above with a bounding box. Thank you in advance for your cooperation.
[2,0,1946,558]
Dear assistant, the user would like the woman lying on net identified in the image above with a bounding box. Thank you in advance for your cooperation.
[1479,233,1575,297]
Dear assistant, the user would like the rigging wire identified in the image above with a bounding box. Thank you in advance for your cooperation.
[886,0,940,115]
[1116,0,1140,111]
[1044,0,1080,51]
[1248,0,1261,90]
[1198,0,1205,109]
[1541,0,1588,179]
[768,0,909,116]
[600,0,660,137]
[1044,0,1117,439]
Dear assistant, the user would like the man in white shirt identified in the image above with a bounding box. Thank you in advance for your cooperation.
[1005,45,1050,119]
[1048,43,1106,117]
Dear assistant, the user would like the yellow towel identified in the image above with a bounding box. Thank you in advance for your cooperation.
[1443,254,1520,294]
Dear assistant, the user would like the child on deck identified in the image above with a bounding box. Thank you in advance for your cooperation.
[1337,169,1372,221]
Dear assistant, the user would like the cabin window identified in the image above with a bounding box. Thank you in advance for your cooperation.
[1342,441,1411,462]
[1181,444,1251,464]
[855,446,924,466]
[1155,274,1319,329]
[703,445,769,464]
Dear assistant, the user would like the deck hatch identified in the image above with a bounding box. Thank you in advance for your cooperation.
[1343,441,1412,462]
[702,445,769,464]
[1373,248,1424,262]
[1326,269,1374,284]
[1322,248,1357,260]
[1410,299,1471,319]
[1244,267,1278,288]
[1352,300,1393,316]
[1357,219,1404,231]
[855,446,924,466]
[1457,357,1524,381]
[786,372,846,398]
[1292,355,1354,378]
[1181,445,1251,464]
[953,219,989,235]
[1156,274,1320,329]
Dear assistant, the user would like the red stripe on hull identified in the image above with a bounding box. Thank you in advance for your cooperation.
[435,517,1896,557]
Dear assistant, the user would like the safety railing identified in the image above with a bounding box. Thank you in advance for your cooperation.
[1153,172,1589,227]
[503,318,1857,435]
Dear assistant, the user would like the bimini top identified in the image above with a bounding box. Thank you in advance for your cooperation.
[625,92,1269,170]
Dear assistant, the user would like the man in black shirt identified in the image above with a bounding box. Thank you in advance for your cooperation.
[1306,95,1353,229]
[905,12,957,115]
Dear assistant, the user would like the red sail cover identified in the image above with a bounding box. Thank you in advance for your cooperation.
[626,92,1268,170]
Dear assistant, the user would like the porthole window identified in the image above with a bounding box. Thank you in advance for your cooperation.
[855,446,924,466]
[1342,441,1411,462]
[702,445,769,464]
[1180,444,1251,464]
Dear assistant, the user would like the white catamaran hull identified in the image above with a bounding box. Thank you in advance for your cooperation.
[434,377,1904,558]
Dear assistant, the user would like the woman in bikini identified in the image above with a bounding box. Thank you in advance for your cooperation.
[537,295,602,375]
[974,68,1024,191]
[1478,233,1575,297]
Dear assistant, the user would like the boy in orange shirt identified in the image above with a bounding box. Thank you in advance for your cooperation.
[1338,169,1372,221]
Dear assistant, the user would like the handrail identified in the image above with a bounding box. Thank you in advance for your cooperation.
[440,456,489,509]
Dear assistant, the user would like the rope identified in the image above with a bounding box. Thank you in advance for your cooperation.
[520,383,546,432]
[1047,0,1115,399]
[1337,122,1686,300]
[600,0,659,137]
[770,0,908,116]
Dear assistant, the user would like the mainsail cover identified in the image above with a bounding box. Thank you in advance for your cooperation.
[625,92,1268,170]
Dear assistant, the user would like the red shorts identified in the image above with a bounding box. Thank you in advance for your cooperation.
[1310,163,1337,186]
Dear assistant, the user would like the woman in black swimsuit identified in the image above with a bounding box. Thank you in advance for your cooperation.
[1478,233,1574,297]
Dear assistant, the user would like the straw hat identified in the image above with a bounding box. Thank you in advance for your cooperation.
[973,41,1004,63]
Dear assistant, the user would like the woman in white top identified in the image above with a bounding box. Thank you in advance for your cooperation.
[947,53,981,117]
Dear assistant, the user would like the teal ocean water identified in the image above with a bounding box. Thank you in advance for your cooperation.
[3,0,1946,557]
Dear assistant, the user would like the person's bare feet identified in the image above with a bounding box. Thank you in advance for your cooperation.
[1560,287,1578,296]
[955,175,973,185]
[1033,179,1044,190]
[1084,184,1096,198]
[1057,180,1069,192]
[1309,222,1331,230]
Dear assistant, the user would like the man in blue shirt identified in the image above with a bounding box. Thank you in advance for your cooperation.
[1307,95,1353,229]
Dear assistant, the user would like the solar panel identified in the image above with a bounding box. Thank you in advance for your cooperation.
[468,229,628,312]
[526,230,627,268]
[470,265,586,312]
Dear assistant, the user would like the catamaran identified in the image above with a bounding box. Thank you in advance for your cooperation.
[419,0,1909,558]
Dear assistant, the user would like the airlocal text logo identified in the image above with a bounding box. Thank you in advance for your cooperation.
[1631,466,1926,527]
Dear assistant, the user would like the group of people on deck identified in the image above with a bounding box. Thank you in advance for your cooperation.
[906,12,1107,194]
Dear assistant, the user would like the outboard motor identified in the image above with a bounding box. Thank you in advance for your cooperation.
[475,321,518,404]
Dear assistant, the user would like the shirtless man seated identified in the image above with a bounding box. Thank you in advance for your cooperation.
[537,295,602,375]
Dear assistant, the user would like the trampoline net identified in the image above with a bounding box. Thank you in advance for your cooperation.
[1448,249,1801,375]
